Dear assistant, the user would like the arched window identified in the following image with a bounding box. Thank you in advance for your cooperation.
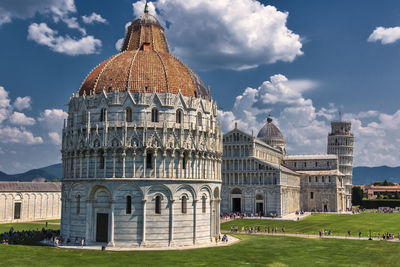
[197,112,202,126]
[181,196,187,214]
[82,111,86,124]
[202,195,206,213]
[126,196,132,214]
[126,107,133,122]
[182,155,186,169]
[155,196,161,214]
[100,108,106,122]
[76,195,81,214]
[99,152,105,169]
[146,153,153,169]
[176,109,182,124]
[151,108,159,122]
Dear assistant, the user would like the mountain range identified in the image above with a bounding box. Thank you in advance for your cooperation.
[1,164,400,185]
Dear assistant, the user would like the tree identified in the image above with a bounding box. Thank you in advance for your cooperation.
[52,178,58,182]
[377,192,382,199]
[352,186,363,205]
[395,191,400,199]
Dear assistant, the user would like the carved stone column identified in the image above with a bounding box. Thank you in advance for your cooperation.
[169,198,175,246]
[170,150,175,178]
[141,199,147,246]
[103,152,108,178]
[122,150,126,178]
[86,152,90,178]
[85,200,92,242]
[162,151,166,178]
[132,150,136,178]
[193,199,197,244]
[112,151,116,178]
[108,199,115,247]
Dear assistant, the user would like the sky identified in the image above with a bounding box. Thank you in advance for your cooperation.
[1,0,400,173]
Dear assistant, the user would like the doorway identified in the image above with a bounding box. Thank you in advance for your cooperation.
[324,204,328,212]
[232,198,241,212]
[256,202,263,215]
[96,213,109,243]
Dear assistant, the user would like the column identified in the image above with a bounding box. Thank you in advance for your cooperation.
[193,199,197,244]
[171,151,175,178]
[162,151,166,178]
[169,199,175,246]
[154,151,158,178]
[85,200,92,242]
[67,198,71,238]
[112,151,116,178]
[108,199,115,246]
[209,199,214,240]
[122,150,126,178]
[79,153,83,178]
[195,154,199,179]
[103,152,107,178]
[216,199,221,235]
[132,151,136,178]
[141,199,147,246]
[94,153,97,178]
[179,152,183,179]
[86,152,90,178]
[143,150,147,178]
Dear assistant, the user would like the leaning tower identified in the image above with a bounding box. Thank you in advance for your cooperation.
[327,121,354,210]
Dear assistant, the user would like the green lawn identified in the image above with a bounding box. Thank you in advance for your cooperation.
[33,219,61,223]
[0,222,59,234]
[0,234,399,266]
[221,213,400,237]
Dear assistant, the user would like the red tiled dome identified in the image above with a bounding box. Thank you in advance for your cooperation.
[79,11,209,98]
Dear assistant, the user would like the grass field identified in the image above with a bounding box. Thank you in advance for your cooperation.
[221,213,400,237]
[0,222,60,234]
[0,234,399,266]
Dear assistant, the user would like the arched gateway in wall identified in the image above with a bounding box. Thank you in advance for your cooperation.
[60,6,222,248]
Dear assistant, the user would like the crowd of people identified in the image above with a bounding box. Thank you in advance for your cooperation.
[229,225,286,234]
[1,227,59,245]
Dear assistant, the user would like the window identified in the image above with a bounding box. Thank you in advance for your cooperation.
[126,196,132,214]
[14,203,21,219]
[182,155,186,169]
[315,162,318,167]
[100,153,105,169]
[181,196,187,214]
[197,112,202,126]
[151,108,159,122]
[155,196,161,214]
[310,192,314,199]
[327,161,330,166]
[146,153,153,169]
[315,177,318,182]
[126,107,132,122]
[322,177,325,183]
[294,162,297,168]
[76,195,81,214]
[329,177,331,183]
[176,109,182,124]
[82,111,86,124]
[202,196,206,213]
[100,108,106,122]
[309,177,311,183]
[303,162,306,167]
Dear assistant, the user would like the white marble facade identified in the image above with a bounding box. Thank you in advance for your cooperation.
[221,119,352,217]
[61,90,223,247]
[0,182,61,223]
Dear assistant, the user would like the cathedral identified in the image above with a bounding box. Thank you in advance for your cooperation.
[221,118,354,217]
[60,7,222,248]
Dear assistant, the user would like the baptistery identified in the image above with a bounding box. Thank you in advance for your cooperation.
[60,6,222,247]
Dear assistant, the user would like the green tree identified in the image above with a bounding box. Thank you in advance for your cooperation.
[352,186,363,205]
[377,192,382,199]
[52,178,58,182]
[395,191,400,199]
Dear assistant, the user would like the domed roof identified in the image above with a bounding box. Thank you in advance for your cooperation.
[78,9,209,98]
[257,117,284,141]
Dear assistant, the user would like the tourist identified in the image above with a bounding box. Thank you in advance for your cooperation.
[282,226,285,233]
[81,237,85,247]
[359,231,362,238]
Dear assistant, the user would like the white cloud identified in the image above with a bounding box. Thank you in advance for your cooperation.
[0,0,76,24]
[27,22,102,56]
[82,12,107,24]
[115,38,124,51]
[368,26,400,44]
[135,0,303,70]
[13,96,32,111]
[0,126,43,144]
[220,74,400,167]
[48,132,62,145]
[0,86,11,124]
[38,108,68,132]
[10,112,35,126]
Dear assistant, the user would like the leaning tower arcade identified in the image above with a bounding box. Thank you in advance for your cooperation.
[327,121,354,210]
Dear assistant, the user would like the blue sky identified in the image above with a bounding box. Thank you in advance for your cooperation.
[1,0,400,173]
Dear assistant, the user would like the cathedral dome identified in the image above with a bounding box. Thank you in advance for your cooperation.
[257,117,286,153]
[78,10,209,98]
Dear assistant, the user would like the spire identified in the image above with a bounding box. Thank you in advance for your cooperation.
[144,1,149,13]
[267,114,272,123]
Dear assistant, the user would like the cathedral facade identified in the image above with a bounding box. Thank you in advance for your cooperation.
[60,8,222,248]
[221,118,353,217]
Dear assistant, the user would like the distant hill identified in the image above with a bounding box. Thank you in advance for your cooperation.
[0,163,62,182]
[353,166,400,185]
[1,164,400,184]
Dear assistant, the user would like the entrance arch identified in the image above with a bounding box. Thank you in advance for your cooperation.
[90,186,111,243]
[255,194,264,215]
[231,188,242,213]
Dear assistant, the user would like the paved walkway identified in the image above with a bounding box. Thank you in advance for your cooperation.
[44,235,240,251]
[221,230,400,242]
